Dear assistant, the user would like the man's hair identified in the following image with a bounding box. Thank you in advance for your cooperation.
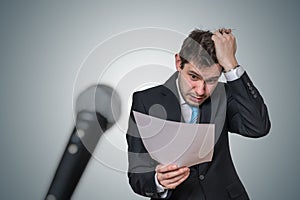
[179,29,218,69]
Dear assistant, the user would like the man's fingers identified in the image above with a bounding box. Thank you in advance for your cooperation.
[224,28,232,34]
[223,33,232,40]
[213,30,223,39]
[160,169,189,185]
[157,167,189,181]
[161,171,189,189]
[156,164,178,173]
[218,28,231,34]
[162,170,190,190]
[156,165,190,189]
[213,30,233,41]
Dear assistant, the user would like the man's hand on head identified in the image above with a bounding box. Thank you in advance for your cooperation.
[156,164,190,190]
[211,28,239,72]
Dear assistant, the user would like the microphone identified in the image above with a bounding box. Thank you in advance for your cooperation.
[45,84,121,200]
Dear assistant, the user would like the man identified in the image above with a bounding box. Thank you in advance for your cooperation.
[126,28,270,199]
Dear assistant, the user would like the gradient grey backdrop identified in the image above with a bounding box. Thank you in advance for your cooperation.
[1,0,299,199]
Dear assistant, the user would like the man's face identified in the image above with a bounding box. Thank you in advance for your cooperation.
[176,58,222,107]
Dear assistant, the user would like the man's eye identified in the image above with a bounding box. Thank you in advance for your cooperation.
[190,74,198,80]
[206,79,218,85]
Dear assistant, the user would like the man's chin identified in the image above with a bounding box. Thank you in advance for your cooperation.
[186,100,203,107]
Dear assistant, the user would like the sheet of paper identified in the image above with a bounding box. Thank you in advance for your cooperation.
[133,111,214,167]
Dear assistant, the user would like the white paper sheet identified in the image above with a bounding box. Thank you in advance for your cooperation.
[133,111,215,167]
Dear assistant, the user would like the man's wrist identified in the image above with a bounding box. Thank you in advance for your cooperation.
[224,64,239,73]
[221,58,238,72]
[223,65,245,81]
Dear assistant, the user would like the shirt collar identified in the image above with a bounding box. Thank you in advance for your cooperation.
[176,78,187,106]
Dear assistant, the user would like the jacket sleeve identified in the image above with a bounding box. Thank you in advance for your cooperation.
[126,92,172,199]
[226,72,271,138]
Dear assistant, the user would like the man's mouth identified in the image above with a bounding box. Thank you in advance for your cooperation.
[189,95,206,103]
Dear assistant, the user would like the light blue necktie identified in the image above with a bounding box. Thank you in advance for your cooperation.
[189,106,199,124]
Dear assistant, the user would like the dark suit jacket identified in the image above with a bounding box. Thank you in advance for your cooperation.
[126,71,270,200]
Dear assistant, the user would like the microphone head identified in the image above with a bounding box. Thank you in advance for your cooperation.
[75,84,121,127]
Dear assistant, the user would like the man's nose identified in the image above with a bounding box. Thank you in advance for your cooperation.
[194,80,206,96]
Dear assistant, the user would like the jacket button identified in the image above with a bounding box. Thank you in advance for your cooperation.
[199,174,205,180]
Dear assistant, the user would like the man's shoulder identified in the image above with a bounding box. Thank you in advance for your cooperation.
[133,72,178,97]
[133,84,168,97]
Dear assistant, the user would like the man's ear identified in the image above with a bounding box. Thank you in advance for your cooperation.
[175,54,182,71]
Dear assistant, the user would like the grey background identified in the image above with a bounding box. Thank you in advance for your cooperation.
[1,0,299,199]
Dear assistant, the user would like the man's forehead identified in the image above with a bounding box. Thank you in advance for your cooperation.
[187,62,221,76]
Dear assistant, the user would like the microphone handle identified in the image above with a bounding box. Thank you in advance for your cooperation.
[46,112,107,200]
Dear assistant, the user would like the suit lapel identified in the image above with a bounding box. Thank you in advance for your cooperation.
[199,98,211,124]
[160,72,182,122]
